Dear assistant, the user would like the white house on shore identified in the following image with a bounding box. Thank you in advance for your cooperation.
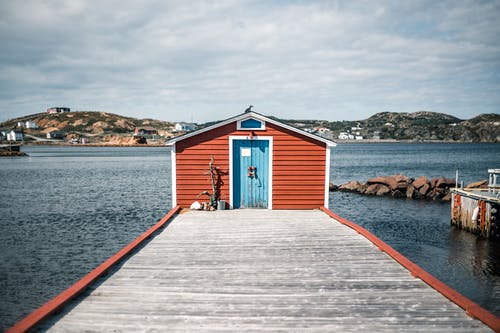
[47,131,65,139]
[25,120,38,129]
[17,120,38,129]
[7,130,23,141]
[174,122,197,132]
[338,132,355,140]
[47,107,70,114]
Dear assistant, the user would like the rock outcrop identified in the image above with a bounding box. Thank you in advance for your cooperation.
[330,174,485,201]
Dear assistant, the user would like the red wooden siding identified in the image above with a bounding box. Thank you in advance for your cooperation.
[174,121,327,209]
[269,123,326,209]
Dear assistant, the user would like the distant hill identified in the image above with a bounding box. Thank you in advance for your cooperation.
[0,111,175,134]
[1,110,499,143]
[274,111,500,143]
[0,111,176,144]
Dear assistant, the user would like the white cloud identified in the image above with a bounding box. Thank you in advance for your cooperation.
[0,0,499,122]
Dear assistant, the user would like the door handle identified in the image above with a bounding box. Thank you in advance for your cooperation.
[247,166,256,177]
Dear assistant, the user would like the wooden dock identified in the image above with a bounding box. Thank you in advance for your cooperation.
[38,209,493,332]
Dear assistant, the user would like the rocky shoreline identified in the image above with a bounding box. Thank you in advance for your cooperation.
[330,175,488,201]
[0,150,28,157]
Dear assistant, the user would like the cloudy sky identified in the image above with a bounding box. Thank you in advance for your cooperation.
[1,1,499,123]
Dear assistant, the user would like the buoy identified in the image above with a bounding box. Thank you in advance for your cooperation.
[472,206,480,222]
[190,201,202,210]
[452,194,461,220]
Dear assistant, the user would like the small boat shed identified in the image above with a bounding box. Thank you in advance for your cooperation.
[166,111,336,210]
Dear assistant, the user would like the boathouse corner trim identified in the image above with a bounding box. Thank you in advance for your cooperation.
[171,144,177,207]
[166,111,336,210]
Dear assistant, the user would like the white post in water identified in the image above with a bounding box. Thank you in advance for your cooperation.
[455,170,459,189]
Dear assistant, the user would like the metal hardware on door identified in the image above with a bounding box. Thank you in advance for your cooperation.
[247,166,256,178]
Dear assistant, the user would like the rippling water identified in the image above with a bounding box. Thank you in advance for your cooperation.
[0,143,499,330]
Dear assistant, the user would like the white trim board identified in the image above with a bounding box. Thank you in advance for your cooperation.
[171,144,177,208]
[324,147,331,208]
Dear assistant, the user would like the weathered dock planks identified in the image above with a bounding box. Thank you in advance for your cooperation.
[39,210,493,332]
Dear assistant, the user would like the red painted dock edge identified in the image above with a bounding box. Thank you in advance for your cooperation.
[320,207,500,332]
[7,206,182,333]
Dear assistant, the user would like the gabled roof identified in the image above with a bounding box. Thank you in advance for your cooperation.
[166,111,336,147]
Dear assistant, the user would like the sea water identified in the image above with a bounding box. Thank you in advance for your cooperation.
[0,143,499,329]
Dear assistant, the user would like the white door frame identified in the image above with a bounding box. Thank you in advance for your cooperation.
[229,136,273,209]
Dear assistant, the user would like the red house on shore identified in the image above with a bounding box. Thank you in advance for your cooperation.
[166,111,336,210]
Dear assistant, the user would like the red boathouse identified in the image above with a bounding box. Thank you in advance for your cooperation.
[167,111,336,210]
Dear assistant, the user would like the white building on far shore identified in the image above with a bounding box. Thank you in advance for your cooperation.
[175,122,197,132]
[338,132,355,140]
[7,130,23,141]
[25,120,38,129]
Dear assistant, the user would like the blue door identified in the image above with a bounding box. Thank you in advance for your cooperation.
[233,139,269,208]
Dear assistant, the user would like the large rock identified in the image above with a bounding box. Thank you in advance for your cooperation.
[392,190,405,198]
[364,184,380,195]
[406,185,416,199]
[367,176,397,188]
[412,176,429,189]
[393,174,412,183]
[435,177,456,188]
[367,176,399,190]
[393,182,409,191]
[419,183,431,196]
[466,180,488,188]
[358,184,369,194]
[442,192,452,201]
[428,189,446,201]
[339,180,363,192]
[365,183,390,196]
[376,185,391,196]
[430,177,455,189]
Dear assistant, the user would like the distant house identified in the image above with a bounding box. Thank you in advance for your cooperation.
[25,120,38,129]
[373,131,381,140]
[338,132,348,140]
[134,127,158,136]
[47,107,70,114]
[47,131,65,139]
[338,132,355,140]
[314,127,330,134]
[351,123,363,131]
[174,122,197,132]
[17,121,25,128]
[7,130,23,141]
[0,128,8,140]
